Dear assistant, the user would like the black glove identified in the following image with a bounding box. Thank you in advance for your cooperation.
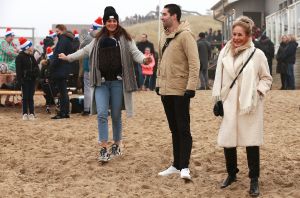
[155,87,160,96]
[184,90,195,98]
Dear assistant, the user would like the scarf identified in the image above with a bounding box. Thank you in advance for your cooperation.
[212,38,258,115]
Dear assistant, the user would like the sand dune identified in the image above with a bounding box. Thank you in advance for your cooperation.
[0,90,299,197]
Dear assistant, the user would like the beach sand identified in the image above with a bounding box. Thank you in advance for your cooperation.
[0,90,299,197]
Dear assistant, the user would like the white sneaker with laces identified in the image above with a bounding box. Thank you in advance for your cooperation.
[158,165,180,176]
[180,168,191,180]
[22,114,29,121]
[28,114,35,120]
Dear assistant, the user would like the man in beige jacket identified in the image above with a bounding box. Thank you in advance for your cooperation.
[156,4,200,180]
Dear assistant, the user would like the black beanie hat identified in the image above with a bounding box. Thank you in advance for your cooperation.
[103,6,119,24]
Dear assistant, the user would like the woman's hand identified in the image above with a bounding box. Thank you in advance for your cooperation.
[58,53,68,61]
[143,54,152,65]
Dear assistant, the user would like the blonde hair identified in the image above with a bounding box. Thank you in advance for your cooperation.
[288,34,296,42]
[232,16,254,36]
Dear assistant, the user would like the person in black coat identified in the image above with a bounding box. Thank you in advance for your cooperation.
[276,35,288,90]
[16,37,40,120]
[258,34,274,76]
[40,47,57,113]
[197,32,211,90]
[282,35,298,90]
[50,24,74,119]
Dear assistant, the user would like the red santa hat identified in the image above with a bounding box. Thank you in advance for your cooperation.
[46,47,53,59]
[5,28,14,37]
[92,17,103,30]
[73,29,79,39]
[18,37,32,51]
[48,30,57,38]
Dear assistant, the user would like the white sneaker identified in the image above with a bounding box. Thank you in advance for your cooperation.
[180,168,191,180]
[28,114,35,120]
[22,114,29,121]
[158,165,180,176]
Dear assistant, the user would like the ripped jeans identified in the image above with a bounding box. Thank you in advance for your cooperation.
[95,80,123,143]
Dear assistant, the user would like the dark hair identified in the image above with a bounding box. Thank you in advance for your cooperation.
[142,33,148,38]
[96,25,132,41]
[199,32,205,38]
[55,24,67,32]
[164,4,181,22]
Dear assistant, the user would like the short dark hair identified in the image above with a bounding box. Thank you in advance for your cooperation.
[164,4,181,22]
[199,32,205,38]
[55,24,67,32]
[142,33,148,38]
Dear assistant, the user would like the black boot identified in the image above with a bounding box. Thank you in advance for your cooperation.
[249,178,259,197]
[247,146,260,196]
[246,147,260,179]
[221,147,239,188]
[221,175,237,188]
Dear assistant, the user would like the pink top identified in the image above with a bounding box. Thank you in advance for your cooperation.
[141,54,155,75]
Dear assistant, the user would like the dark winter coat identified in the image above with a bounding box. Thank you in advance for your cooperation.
[282,41,298,64]
[276,42,288,74]
[258,36,274,62]
[15,51,40,83]
[50,32,74,79]
[197,38,211,71]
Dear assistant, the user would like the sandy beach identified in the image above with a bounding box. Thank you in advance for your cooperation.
[0,90,299,197]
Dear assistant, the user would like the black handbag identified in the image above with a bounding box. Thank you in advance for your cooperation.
[213,100,224,116]
[213,48,256,117]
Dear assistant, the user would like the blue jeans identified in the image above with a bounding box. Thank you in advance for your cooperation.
[95,80,123,143]
[21,80,35,114]
[287,64,295,90]
[143,75,151,89]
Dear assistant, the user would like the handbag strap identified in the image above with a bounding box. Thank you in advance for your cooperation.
[229,48,256,89]
[221,48,256,102]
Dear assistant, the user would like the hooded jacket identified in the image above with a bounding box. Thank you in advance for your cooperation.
[156,21,200,95]
[50,31,74,79]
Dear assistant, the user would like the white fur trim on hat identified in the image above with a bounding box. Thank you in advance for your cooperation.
[20,40,32,50]
[5,30,14,37]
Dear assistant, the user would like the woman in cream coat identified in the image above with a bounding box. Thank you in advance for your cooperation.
[212,16,272,197]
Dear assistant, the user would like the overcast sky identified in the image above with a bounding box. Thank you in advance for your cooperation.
[0,0,220,37]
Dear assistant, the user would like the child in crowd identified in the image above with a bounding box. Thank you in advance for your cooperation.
[40,47,57,113]
[141,47,155,91]
[15,37,40,120]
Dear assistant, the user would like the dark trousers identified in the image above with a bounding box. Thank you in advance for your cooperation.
[267,58,273,76]
[143,75,151,89]
[149,71,157,91]
[161,95,192,170]
[21,80,35,114]
[54,78,69,115]
[224,146,260,179]
[41,82,56,105]
[280,73,287,90]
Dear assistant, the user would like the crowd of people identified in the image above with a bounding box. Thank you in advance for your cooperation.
[0,3,298,197]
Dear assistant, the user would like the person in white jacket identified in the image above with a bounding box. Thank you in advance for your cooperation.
[212,16,272,197]
[59,6,152,162]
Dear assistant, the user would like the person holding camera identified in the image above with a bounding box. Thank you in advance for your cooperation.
[212,16,272,197]
[16,37,40,120]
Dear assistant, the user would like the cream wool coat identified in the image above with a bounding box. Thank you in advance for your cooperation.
[213,42,272,148]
